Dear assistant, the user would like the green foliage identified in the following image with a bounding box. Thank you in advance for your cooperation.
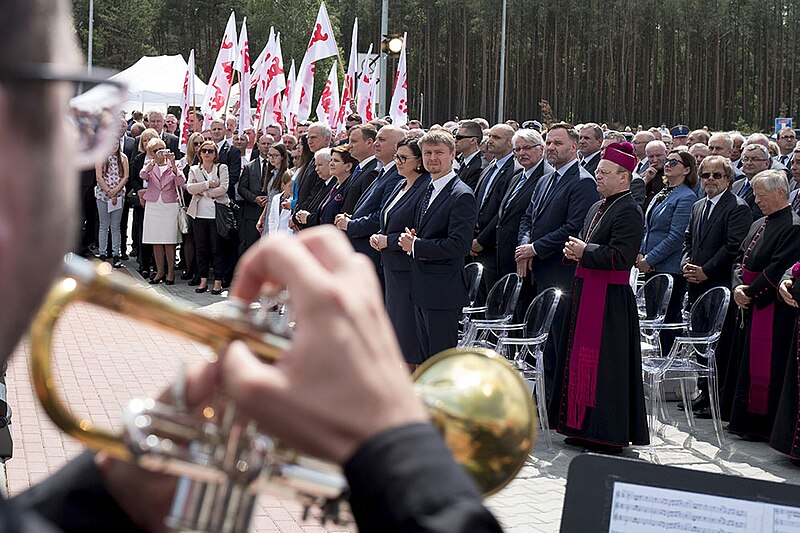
[72,0,800,130]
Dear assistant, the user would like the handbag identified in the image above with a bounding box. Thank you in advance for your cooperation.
[175,179,190,235]
[215,201,238,239]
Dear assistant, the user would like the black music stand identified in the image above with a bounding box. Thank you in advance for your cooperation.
[561,454,800,532]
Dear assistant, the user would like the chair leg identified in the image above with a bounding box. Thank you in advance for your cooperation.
[533,367,553,452]
[706,371,727,449]
[679,379,696,437]
[647,374,659,457]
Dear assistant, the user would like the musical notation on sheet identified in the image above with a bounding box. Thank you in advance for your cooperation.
[608,482,800,533]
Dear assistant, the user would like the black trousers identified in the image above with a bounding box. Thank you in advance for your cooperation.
[646,272,688,355]
[193,217,224,280]
[414,307,460,362]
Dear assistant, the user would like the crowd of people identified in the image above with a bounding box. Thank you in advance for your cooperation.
[78,107,800,460]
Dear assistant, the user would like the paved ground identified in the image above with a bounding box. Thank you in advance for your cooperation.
[4,257,800,532]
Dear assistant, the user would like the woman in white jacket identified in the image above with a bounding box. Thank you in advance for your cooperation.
[259,170,293,236]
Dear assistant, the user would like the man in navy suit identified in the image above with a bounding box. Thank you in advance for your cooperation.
[471,124,520,298]
[496,129,552,320]
[400,130,478,361]
[238,135,272,253]
[335,125,406,278]
[516,122,599,401]
[210,118,242,285]
[341,124,381,214]
[577,123,603,176]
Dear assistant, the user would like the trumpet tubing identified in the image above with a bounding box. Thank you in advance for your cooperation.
[28,255,536,529]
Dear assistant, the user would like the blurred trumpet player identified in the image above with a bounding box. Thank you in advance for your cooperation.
[0,1,501,531]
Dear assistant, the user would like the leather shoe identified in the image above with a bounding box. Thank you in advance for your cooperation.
[149,276,164,285]
[210,288,223,295]
[165,278,175,285]
[180,272,193,280]
[188,278,201,286]
[195,286,208,293]
[694,407,713,419]
[691,391,710,412]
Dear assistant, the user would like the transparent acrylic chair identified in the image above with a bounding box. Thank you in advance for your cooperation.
[641,286,731,450]
[459,273,522,348]
[494,288,561,451]
[636,273,673,362]
[458,263,484,343]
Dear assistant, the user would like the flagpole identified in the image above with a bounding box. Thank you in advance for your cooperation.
[224,70,239,121]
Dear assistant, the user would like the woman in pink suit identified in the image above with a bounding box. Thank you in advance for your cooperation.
[141,138,185,284]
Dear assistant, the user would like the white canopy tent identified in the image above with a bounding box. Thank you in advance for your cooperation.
[71,54,208,114]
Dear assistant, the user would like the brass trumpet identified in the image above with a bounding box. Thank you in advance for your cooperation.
[29,255,536,531]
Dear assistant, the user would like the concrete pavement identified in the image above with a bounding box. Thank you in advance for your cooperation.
[4,258,800,532]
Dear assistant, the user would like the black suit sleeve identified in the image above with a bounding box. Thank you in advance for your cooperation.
[10,452,140,533]
[681,204,697,269]
[533,178,598,259]
[630,177,646,205]
[226,147,242,194]
[344,424,502,533]
[414,191,477,261]
[238,163,259,204]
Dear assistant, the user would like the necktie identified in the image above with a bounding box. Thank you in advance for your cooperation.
[738,181,750,198]
[781,155,789,166]
[699,198,711,235]
[418,183,435,224]
[479,163,498,206]
[538,172,559,210]
[261,158,268,188]
[504,173,528,210]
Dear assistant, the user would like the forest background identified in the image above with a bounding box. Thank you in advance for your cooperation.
[71,0,799,132]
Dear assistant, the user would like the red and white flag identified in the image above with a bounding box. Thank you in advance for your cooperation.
[283,59,297,133]
[201,12,238,128]
[262,33,286,131]
[315,61,340,126]
[289,2,339,122]
[252,28,276,129]
[389,33,408,127]
[334,18,358,133]
[356,44,375,121]
[178,49,196,153]
[235,17,252,133]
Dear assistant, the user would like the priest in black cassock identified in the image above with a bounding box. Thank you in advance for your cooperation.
[549,142,650,452]
[769,265,800,460]
[727,170,800,441]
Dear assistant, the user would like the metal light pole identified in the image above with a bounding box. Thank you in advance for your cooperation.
[87,0,94,74]
[379,0,388,117]
[497,0,507,122]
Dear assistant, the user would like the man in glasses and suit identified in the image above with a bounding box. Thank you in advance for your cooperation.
[681,155,752,418]
[454,120,484,191]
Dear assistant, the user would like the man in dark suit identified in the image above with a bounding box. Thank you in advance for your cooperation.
[238,134,271,253]
[497,129,552,320]
[335,125,406,277]
[209,118,242,285]
[634,140,666,210]
[293,122,332,219]
[471,124,519,298]
[134,110,181,158]
[455,120,484,190]
[732,143,771,219]
[578,123,603,176]
[341,124,380,214]
[400,130,478,360]
[681,155,753,416]
[516,122,599,401]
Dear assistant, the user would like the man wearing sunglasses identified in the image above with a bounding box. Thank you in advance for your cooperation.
[454,120,484,191]
[681,156,752,417]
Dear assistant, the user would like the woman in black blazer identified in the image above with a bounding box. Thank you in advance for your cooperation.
[370,139,431,369]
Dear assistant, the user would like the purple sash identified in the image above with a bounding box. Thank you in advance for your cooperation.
[567,265,631,429]
[742,268,774,415]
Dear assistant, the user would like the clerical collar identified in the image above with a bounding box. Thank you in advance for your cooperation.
[604,190,630,203]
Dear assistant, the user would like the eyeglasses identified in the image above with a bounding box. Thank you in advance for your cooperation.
[0,64,128,170]
[741,157,768,163]
[664,158,684,167]
[200,148,215,154]
[394,154,418,164]
[512,144,542,153]
[192,141,202,146]
[779,135,796,140]
[454,134,479,141]
[700,171,725,180]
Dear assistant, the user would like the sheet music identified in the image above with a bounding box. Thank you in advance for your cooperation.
[608,482,800,533]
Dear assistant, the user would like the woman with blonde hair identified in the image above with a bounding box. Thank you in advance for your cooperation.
[129,127,160,276]
[177,132,205,283]
[141,138,185,284]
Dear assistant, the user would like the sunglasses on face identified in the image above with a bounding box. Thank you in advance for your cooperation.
[700,171,724,180]
[664,158,683,167]
[200,148,215,154]
[455,134,479,141]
